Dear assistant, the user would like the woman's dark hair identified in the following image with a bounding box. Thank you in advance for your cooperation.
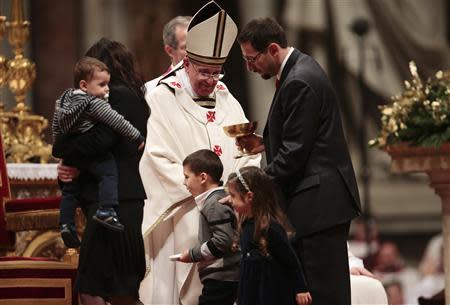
[237,17,287,52]
[227,166,293,256]
[85,38,145,99]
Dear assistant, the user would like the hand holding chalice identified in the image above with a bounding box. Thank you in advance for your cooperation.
[223,122,264,158]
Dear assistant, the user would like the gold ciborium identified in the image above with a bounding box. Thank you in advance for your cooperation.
[223,121,258,158]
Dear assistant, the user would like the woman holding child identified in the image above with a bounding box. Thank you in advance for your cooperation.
[54,38,149,305]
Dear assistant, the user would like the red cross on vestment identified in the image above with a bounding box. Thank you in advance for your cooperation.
[169,81,181,88]
[206,111,216,123]
[213,145,223,156]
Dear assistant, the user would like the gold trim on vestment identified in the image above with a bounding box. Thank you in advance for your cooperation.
[143,197,193,276]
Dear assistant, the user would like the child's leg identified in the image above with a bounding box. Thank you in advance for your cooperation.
[59,180,81,248]
[89,153,119,208]
[59,181,80,225]
[89,153,124,231]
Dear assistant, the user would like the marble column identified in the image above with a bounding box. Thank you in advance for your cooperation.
[387,143,450,304]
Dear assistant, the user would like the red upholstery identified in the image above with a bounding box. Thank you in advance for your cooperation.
[0,132,61,232]
[0,256,78,305]
[0,256,58,262]
[0,132,78,305]
[5,196,61,212]
[0,200,15,249]
[0,132,14,250]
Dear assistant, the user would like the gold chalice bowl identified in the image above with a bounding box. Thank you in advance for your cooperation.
[223,121,258,158]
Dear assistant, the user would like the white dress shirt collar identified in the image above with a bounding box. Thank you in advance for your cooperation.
[194,186,224,211]
[277,47,294,81]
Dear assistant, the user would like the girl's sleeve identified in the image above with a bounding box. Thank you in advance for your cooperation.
[267,223,308,292]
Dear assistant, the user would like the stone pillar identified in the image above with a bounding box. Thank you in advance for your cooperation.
[428,169,450,304]
[30,0,80,142]
[387,143,450,304]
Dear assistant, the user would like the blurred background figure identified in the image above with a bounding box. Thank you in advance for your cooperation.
[348,217,380,266]
[144,15,191,97]
[373,241,419,303]
[384,280,405,305]
[407,234,444,304]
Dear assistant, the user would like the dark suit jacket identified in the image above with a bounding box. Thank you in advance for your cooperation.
[52,84,150,203]
[264,49,361,237]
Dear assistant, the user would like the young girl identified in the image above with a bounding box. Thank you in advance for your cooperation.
[226,166,312,305]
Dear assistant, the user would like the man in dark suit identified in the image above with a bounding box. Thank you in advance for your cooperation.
[237,17,362,305]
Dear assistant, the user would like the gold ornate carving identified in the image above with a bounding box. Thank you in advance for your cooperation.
[0,0,52,163]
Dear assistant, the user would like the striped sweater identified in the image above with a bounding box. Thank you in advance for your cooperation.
[52,89,144,145]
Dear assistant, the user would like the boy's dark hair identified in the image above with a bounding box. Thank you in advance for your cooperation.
[237,17,287,52]
[183,149,223,185]
[73,56,109,88]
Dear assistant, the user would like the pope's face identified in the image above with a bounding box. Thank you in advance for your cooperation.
[240,41,277,80]
[185,58,222,97]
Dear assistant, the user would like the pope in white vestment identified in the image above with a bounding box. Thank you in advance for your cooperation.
[139,69,260,304]
[139,3,260,304]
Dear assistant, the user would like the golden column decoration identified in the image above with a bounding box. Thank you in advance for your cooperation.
[0,15,7,91]
[2,0,52,163]
[0,11,17,153]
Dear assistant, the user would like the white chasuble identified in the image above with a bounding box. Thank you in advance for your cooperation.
[139,72,260,305]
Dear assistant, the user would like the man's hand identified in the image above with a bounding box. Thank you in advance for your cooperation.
[296,292,312,305]
[57,160,80,182]
[350,266,376,278]
[236,133,264,154]
[138,141,145,151]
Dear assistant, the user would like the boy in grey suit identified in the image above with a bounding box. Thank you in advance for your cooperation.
[178,149,239,305]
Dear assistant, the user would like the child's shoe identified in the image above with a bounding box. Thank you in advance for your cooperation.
[92,207,125,231]
[60,223,81,248]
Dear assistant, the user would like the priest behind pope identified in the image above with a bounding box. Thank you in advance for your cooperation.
[138,2,261,304]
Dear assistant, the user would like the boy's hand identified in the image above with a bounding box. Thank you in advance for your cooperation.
[178,250,191,263]
[296,292,312,305]
[138,141,145,151]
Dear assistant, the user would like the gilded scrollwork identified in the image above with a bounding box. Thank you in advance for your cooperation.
[0,0,53,164]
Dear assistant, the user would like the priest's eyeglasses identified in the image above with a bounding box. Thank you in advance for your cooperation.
[191,63,224,81]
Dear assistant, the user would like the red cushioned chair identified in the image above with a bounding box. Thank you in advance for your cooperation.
[0,132,78,305]
[0,256,78,305]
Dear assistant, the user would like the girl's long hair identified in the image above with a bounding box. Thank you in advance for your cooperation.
[227,166,293,256]
[85,38,146,99]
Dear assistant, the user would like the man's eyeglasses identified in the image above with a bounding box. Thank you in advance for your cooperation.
[191,63,224,81]
[242,51,263,64]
